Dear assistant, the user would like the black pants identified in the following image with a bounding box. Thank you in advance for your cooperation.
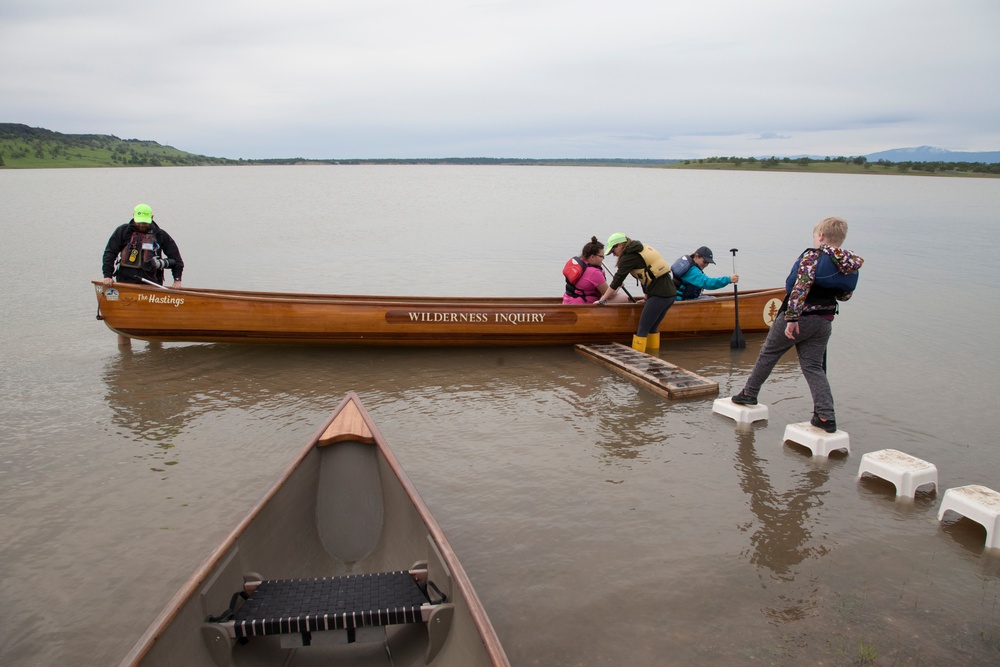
[637,295,676,337]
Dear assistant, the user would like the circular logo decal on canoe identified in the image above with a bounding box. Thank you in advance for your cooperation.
[763,298,782,326]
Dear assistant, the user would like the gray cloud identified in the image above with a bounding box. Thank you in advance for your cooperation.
[2,0,998,159]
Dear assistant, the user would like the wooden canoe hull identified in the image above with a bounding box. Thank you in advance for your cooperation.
[93,282,786,346]
[120,393,510,667]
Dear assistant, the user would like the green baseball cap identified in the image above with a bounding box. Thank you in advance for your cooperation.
[133,204,153,224]
[605,232,628,255]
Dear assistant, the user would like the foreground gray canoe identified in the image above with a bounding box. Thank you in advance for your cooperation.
[119,393,510,667]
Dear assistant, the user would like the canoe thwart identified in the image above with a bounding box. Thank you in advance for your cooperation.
[204,570,449,658]
[575,343,719,399]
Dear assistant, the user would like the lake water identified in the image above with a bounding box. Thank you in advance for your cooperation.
[2,165,1000,665]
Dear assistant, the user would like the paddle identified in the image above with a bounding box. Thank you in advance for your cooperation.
[602,262,636,303]
[141,277,170,289]
[729,248,746,348]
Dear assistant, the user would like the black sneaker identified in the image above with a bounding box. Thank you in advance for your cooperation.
[810,414,837,433]
[731,390,757,406]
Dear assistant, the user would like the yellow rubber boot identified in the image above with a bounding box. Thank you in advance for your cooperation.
[646,332,660,349]
[632,335,647,353]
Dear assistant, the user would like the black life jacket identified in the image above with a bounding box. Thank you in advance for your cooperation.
[120,230,158,269]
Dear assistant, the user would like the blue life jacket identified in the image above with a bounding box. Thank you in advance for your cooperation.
[784,249,860,310]
[670,255,703,300]
[815,252,859,292]
[785,250,859,292]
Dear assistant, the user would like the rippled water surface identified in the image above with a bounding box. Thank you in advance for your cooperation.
[2,165,1000,665]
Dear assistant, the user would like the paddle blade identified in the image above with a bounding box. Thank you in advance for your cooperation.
[730,328,746,348]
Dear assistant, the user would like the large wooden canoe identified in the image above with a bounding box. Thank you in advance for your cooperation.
[120,392,510,667]
[93,281,785,346]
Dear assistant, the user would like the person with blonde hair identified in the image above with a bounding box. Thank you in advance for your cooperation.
[731,217,863,432]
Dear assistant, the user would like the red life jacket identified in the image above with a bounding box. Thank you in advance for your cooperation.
[563,257,589,297]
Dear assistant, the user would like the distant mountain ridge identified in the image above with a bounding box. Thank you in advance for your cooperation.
[863,146,1000,163]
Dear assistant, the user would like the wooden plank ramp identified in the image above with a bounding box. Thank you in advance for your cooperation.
[575,342,719,399]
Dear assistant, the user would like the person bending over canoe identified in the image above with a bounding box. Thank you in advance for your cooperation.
[102,204,184,289]
[101,203,185,345]
[562,236,631,305]
[671,246,739,300]
[596,233,676,353]
[731,216,863,433]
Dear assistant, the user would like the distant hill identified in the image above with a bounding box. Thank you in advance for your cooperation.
[0,123,237,168]
[767,146,1000,164]
[864,146,1000,164]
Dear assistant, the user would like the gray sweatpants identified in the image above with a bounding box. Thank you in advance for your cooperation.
[741,312,835,420]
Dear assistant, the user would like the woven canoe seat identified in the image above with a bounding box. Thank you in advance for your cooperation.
[229,571,435,639]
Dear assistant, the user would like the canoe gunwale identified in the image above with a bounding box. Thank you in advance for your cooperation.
[94,281,781,306]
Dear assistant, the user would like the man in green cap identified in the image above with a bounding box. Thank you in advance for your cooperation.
[102,203,184,288]
[596,233,676,352]
[101,203,185,344]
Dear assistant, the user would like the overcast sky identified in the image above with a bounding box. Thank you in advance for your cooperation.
[2,0,998,160]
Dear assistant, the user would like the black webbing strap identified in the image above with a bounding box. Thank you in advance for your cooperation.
[208,571,444,644]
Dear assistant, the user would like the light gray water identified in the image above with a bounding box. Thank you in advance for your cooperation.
[2,165,1000,665]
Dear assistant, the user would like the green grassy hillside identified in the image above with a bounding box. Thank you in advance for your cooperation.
[0,123,238,168]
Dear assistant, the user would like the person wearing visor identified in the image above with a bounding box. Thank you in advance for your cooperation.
[101,204,185,345]
[671,246,739,300]
[596,232,676,353]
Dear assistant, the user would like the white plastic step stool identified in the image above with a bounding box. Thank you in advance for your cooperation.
[712,397,768,426]
[857,449,938,499]
[937,485,1000,550]
[782,422,850,457]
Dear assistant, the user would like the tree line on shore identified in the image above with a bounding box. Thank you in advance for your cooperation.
[682,155,1000,175]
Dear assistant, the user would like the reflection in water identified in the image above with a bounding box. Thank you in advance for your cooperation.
[733,428,832,623]
[101,344,607,469]
[592,390,671,463]
[734,427,832,575]
[102,344,352,471]
[102,345,197,470]
[101,332,790,473]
